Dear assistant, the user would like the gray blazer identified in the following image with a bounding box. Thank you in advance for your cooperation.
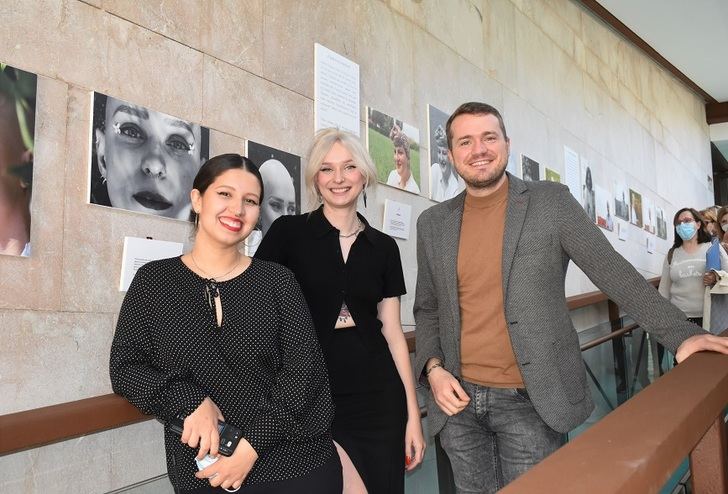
[414,174,704,435]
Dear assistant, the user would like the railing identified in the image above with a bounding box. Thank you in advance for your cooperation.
[0,278,658,457]
[500,329,728,494]
[6,276,725,493]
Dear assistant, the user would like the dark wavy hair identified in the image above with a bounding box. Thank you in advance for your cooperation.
[668,207,711,261]
[190,154,264,230]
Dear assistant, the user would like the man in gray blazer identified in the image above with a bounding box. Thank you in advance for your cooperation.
[414,102,728,493]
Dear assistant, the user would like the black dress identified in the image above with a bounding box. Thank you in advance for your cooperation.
[256,207,408,494]
[109,257,340,493]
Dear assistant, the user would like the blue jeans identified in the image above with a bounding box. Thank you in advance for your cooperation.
[439,380,565,493]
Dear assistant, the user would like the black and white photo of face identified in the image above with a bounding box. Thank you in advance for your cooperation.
[246,141,301,236]
[90,93,208,219]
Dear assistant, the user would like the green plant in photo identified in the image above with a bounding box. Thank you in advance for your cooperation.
[0,63,36,190]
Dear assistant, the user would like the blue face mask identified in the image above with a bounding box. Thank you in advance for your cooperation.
[676,222,697,241]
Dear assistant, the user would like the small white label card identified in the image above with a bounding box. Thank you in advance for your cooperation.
[382,199,412,240]
[119,236,184,291]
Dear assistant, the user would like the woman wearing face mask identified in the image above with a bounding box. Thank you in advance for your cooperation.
[658,207,714,326]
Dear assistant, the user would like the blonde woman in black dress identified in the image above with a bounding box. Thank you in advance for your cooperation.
[256,130,425,493]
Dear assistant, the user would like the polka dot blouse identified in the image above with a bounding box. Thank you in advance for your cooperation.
[109,257,336,491]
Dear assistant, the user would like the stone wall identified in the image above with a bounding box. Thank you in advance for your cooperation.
[0,1,712,491]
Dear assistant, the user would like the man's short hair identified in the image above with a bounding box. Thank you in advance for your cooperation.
[446,102,508,150]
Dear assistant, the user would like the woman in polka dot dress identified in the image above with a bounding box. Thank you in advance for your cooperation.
[256,129,426,494]
[110,154,342,493]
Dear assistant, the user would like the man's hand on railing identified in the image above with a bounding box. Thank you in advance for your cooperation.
[675,333,728,363]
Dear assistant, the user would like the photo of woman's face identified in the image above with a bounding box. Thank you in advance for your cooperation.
[95,95,204,219]
[259,159,296,234]
[394,146,409,176]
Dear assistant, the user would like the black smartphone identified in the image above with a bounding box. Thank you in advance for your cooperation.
[167,417,242,457]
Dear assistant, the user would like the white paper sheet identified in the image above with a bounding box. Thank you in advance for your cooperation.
[314,43,360,136]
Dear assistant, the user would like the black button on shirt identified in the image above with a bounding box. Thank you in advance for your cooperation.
[256,207,406,365]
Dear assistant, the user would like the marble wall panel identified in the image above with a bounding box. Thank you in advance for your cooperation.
[513,9,558,119]
[0,0,206,125]
[531,0,576,58]
[0,420,165,494]
[209,129,247,157]
[391,0,486,71]
[411,29,465,124]
[551,0,584,34]
[262,0,359,100]
[356,0,419,126]
[481,0,518,89]
[109,420,168,490]
[200,0,264,73]
[101,0,205,49]
[501,88,550,171]
[201,56,312,159]
[100,12,205,123]
[0,0,80,81]
[551,49,586,143]
[0,77,67,311]
[0,310,115,414]
[101,0,265,76]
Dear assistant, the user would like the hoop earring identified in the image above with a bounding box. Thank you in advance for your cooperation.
[194,212,199,228]
[363,189,368,208]
[101,176,107,185]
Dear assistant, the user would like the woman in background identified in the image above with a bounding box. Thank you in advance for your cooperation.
[701,207,720,240]
[256,129,425,494]
[110,154,341,493]
[658,207,713,326]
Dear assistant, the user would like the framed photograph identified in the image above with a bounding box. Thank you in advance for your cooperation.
[428,104,463,202]
[0,63,37,257]
[246,141,301,235]
[595,185,614,231]
[89,92,210,220]
[613,182,629,221]
[521,155,540,182]
[629,188,643,228]
[656,206,667,240]
[545,167,561,183]
[581,165,596,223]
[366,106,420,194]
[642,196,655,234]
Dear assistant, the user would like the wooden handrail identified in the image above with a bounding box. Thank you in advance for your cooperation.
[0,277,662,457]
[0,393,148,455]
[500,330,728,493]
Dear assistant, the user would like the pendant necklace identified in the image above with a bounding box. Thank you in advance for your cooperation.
[339,219,363,239]
[189,252,242,310]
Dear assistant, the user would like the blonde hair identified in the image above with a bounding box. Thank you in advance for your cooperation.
[304,128,377,209]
